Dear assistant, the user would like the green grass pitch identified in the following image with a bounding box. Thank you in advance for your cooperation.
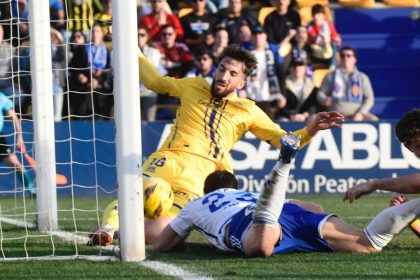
[0,194,418,279]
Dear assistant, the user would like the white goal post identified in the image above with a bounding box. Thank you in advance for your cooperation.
[112,0,145,261]
[0,0,144,262]
[28,0,58,232]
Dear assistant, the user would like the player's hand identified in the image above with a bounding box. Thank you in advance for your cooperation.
[389,195,408,207]
[306,111,344,136]
[343,181,374,203]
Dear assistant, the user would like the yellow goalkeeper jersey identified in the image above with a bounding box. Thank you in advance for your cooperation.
[138,50,312,172]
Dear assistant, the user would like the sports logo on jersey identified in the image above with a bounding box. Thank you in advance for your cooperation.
[197,100,233,118]
[244,204,255,217]
[229,235,243,252]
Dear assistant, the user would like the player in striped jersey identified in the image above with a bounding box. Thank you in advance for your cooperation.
[154,134,420,256]
[90,42,344,246]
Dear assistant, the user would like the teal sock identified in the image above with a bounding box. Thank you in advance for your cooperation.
[19,171,35,194]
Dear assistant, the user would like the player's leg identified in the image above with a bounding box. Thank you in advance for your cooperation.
[363,197,420,250]
[90,151,181,245]
[243,133,300,257]
[89,200,118,246]
[320,216,376,253]
[321,198,420,252]
[289,199,325,214]
[3,153,34,195]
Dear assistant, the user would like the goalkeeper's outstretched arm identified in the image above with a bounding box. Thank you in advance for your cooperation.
[108,27,181,96]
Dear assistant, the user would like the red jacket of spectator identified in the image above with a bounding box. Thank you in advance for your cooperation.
[155,42,193,78]
[139,12,184,42]
[307,21,340,45]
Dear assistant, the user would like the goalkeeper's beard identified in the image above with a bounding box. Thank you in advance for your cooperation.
[210,79,233,98]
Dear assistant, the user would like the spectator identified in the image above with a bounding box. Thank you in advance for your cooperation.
[0,2,13,44]
[67,31,92,118]
[155,24,193,119]
[317,46,378,121]
[0,25,17,98]
[246,25,285,119]
[65,0,97,42]
[263,0,301,94]
[180,0,216,54]
[50,0,65,31]
[94,0,113,42]
[279,57,319,122]
[138,27,166,121]
[215,0,257,44]
[237,22,253,50]
[263,0,300,45]
[306,4,341,69]
[11,0,29,46]
[17,40,32,115]
[155,24,193,78]
[86,22,111,119]
[51,27,66,122]
[186,48,216,85]
[211,26,229,64]
[290,26,312,67]
[85,23,108,75]
[139,0,184,43]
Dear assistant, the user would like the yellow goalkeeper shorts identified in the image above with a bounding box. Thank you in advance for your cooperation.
[143,150,218,217]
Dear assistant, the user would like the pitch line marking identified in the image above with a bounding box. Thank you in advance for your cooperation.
[0,216,214,279]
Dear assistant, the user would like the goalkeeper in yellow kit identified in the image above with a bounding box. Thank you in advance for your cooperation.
[89,44,344,246]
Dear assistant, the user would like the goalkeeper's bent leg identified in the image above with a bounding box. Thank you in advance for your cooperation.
[364,198,420,250]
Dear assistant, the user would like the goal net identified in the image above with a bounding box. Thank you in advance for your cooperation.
[0,0,143,261]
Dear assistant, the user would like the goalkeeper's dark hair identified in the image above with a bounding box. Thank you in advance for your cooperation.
[220,45,258,77]
[395,108,420,144]
[204,170,238,194]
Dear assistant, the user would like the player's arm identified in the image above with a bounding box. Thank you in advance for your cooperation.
[249,106,312,149]
[250,107,344,149]
[153,224,186,252]
[154,204,194,252]
[106,26,184,97]
[6,108,25,151]
[137,49,184,97]
[343,173,420,203]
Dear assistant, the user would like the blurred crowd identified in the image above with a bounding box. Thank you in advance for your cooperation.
[0,0,378,122]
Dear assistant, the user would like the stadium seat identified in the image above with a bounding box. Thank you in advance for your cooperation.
[296,0,329,8]
[383,0,419,7]
[258,6,276,25]
[312,69,330,88]
[178,8,193,18]
[299,5,333,26]
[338,0,376,8]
